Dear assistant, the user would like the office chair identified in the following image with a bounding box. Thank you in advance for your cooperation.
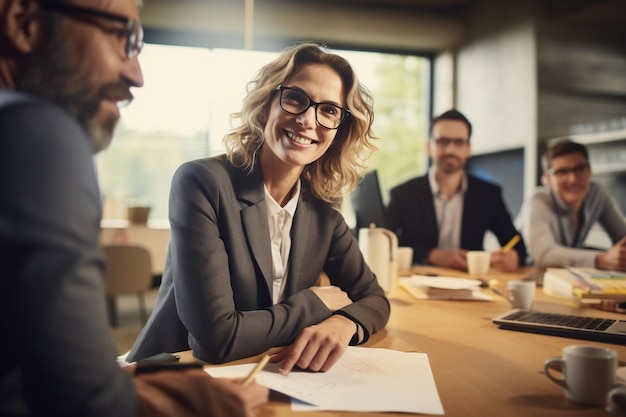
[102,244,153,327]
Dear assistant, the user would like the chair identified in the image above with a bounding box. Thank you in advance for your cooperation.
[102,244,153,327]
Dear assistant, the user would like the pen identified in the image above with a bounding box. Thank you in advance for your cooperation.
[135,361,204,374]
[242,354,271,386]
[502,234,520,252]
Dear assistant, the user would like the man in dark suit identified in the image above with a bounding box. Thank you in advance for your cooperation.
[386,109,527,271]
[0,1,267,416]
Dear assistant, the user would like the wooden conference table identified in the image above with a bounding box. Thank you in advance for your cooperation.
[179,266,626,417]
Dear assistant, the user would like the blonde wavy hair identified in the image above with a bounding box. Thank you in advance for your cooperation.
[223,42,376,206]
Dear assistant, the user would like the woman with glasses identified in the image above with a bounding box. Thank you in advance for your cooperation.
[523,138,626,270]
[127,43,390,374]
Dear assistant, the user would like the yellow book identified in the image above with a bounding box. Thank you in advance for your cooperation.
[567,267,626,298]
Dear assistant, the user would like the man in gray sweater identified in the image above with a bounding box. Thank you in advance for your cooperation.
[524,138,626,270]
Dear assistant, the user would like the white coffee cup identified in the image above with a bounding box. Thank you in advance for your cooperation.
[504,279,535,310]
[466,251,490,277]
[397,247,414,275]
[544,345,618,405]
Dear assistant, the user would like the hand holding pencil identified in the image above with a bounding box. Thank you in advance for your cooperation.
[502,234,520,253]
[242,354,271,386]
[205,354,269,417]
[490,234,521,272]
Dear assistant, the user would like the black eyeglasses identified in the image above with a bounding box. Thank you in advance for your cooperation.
[37,1,144,59]
[548,163,590,180]
[276,85,350,130]
[432,137,469,148]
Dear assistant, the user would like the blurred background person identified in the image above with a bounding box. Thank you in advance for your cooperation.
[386,109,527,271]
[523,138,626,270]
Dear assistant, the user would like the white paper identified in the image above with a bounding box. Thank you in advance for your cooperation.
[206,347,444,414]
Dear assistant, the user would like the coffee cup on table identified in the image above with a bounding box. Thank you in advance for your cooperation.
[504,279,535,310]
[544,345,618,406]
[397,247,414,276]
[466,251,490,277]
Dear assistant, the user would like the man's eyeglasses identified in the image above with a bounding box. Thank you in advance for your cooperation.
[276,85,350,130]
[37,1,144,60]
[432,137,469,148]
[548,163,590,179]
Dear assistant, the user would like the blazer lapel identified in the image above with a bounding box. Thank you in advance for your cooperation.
[237,167,274,293]
[283,190,313,297]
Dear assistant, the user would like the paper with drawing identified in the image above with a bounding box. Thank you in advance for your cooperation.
[205,347,444,414]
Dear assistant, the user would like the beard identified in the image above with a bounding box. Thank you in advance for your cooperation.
[16,23,131,153]
[437,155,465,175]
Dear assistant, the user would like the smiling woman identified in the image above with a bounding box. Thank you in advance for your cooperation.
[125,43,391,376]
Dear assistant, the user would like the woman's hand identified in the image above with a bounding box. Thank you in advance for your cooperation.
[270,315,356,375]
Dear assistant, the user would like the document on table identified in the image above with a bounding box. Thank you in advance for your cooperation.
[400,275,493,301]
[205,347,444,414]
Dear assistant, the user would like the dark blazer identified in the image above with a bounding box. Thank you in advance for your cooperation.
[128,155,390,364]
[386,174,527,265]
[1,91,135,416]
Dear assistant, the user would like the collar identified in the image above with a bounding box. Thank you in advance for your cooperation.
[428,166,467,197]
[264,179,301,217]
[549,186,584,215]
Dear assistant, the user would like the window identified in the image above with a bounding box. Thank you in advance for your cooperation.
[97,44,430,226]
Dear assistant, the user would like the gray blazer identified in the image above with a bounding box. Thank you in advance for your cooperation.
[127,155,390,364]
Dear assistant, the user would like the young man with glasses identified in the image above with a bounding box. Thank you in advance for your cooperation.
[0,1,267,416]
[386,109,527,271]
[523,138,626,270]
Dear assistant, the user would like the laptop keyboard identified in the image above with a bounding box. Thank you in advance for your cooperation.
[492,309,626,344]
[501,310,616,331]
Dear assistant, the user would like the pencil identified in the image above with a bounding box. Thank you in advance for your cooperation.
[502,234,520,252]
[242,354,271,386]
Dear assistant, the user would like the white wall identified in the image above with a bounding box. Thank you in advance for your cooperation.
[455,0,540,204]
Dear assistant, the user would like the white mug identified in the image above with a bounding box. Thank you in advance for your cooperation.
[466,251,490,277]
[544,345,618,405]
[397,247,414,275]
[505,279,535,310]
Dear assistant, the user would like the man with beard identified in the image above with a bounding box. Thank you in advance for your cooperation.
[386,109,527,271]
[0,0,268,416]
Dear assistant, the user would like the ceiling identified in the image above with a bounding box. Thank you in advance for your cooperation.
[542,0,626,28]
[284,0,626,28]
[143,0,626,53]
[285,0,474,16]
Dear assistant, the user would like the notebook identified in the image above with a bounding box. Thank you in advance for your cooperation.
[492,309,626,344]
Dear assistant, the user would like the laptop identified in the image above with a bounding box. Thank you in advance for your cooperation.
[492,309,626,344]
